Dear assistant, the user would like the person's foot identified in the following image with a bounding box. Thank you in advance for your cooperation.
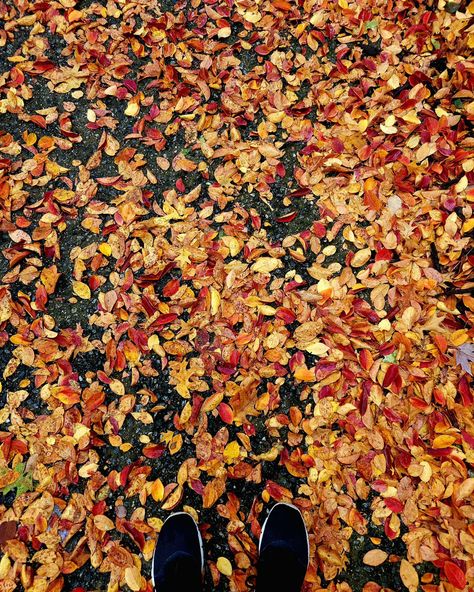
[151,512,204,592]
[256,502,310,592]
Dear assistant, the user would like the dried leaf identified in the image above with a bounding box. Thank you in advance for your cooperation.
[400,559,419,591]
[216,556,232,576]
[72,280,91,299]
[363,549,388,566]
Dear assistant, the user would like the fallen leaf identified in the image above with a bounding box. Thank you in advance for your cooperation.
[400,559,419,591]
[72,280,91,299]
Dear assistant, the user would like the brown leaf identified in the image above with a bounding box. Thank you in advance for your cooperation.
[0,521,17,544]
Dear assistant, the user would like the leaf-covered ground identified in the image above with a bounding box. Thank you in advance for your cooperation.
[0,0,473,591]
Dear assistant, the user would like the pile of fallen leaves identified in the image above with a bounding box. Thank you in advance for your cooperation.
[0,0,473,590]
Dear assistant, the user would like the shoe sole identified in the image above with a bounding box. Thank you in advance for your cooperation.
[151,511,205,590]
[258,502,310,568]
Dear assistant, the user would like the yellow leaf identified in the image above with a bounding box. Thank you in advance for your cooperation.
[386,74,400,89]
[124,566,142,592]
[380,124,397,134]
[217,27,231,38]
[109,379,125,396]
[151,479,165,502]
[148,334,161,354]
[222,235,241,256]
[180,402,193,424]
[419,460,432,483]
[210,286,220,315]
[450,329,468,346]
[455,175,468,193]
[40,265,61,294]
[258,305,276,316]
[25,132,37,146]
[0,292,12,323]
[216,557,232,576]
[72,280,91,299]
[223,441,240,462]
[402,111,421,125]
[400,559,419,592]
[316,278,332,295]
[54,189,75,203]
[363,549,388,566]
[304,341,329,356]
[458,477,474,500]
[352,248,371,267]
[169,433,183,455]
[93,515,115,531]
[432,435,456,448]
[378,319,391,331]
[243,10,262,23]
[99,242,112,256]
[125,101,139,117]
[462,219,474,234]
[78,462,98,478]
[0,553,11,579]
[251,257,282,274]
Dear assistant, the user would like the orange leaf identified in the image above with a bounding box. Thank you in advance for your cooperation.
[51,385,80,405]
[432,333,448,353]
[363,178,382,211]
[432,435,456,448]
[294,366,315,382]
[273,0,292,9]
[444,561,466,590]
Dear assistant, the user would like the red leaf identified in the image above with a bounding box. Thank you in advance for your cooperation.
[385,498,404,513]
[149,313,178,329]
[286,187,311,198]
[162,279,180,297]
[123,521,145,551]
[384,516,397,540]
[255,45,272,56]
[375,248,393,261]
[382,364,399,388]
[97,370,112,384]
[265,480,293,501]
[120,465,132,488]
[142,443,166,459]
[276,211,297,223]
[30,115,47,129]
[444,561,466,590]
[312,222,326,238]
[11,439,28,455]
[275,162,286,177]
[218,403,234,424]
[276,307,296,324]
[92,501,106,516]
[458,375,473,406]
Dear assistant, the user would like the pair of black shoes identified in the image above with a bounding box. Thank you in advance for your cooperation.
[152,503,309,592]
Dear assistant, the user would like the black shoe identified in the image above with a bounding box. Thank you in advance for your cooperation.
[152,512,204,592]
[256,503,309,592]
